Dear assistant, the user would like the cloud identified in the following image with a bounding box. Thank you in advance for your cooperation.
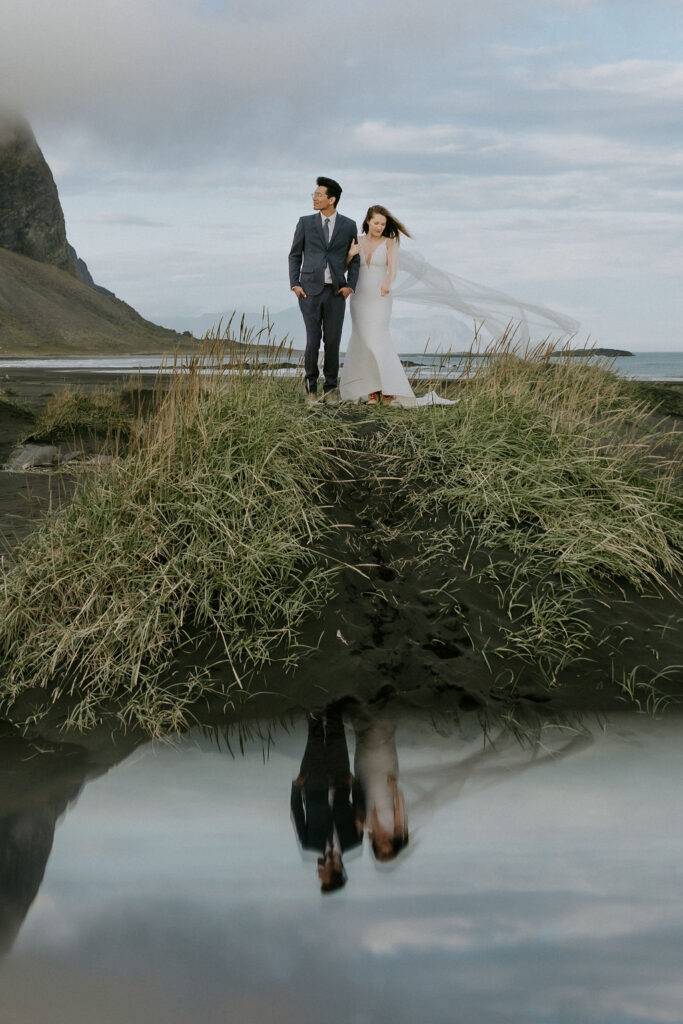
[83,213,168,227]
[487,42,578,59]
[553,59,683,100]
[352,121,467,156]
[15,890,683,1024]
[5,3,680,185]
[0,0,604,164]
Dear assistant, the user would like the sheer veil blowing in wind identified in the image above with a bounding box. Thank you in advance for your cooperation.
[391,248,580,344]
[340,199,578,409]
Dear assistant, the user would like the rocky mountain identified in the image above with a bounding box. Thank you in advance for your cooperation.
[0,247,181,355]
[0,115,76,276]
[0,112,181,354]
[68,244,115,298]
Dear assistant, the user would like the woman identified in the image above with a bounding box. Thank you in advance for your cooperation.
[339,205,579,406]
[352,707,409,864]
[340,205,417,407]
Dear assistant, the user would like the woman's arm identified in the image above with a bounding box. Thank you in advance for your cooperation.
[391,780,407,838]
[381,237,395,295]
[346,237,361,267]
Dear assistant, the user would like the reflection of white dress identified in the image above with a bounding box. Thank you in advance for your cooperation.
[353,712,407,839]
[340,239,417,408]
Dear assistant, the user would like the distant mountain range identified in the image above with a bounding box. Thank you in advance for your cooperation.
[162,306,478,354]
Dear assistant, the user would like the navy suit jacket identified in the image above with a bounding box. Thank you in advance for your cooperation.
[289,212,360,296]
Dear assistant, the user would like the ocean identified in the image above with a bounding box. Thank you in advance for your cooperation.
[400,350,683,382]
[1,351,683,381]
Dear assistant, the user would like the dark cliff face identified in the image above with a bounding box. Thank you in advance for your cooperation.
[0,112,182,353]
[0,114,76,276]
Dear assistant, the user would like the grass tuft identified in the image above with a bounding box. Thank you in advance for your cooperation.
[27,387,135,443]
[0,339,351,734]
[374,339,682,682]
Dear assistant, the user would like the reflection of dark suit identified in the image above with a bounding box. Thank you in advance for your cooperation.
[291,707,364,855]
[288,213,360,393]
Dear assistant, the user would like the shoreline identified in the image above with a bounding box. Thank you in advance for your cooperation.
[3,354,683,387]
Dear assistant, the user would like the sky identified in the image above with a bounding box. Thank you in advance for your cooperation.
[2,0,683,350]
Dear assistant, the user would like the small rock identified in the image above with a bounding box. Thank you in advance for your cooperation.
[6,444,59,469]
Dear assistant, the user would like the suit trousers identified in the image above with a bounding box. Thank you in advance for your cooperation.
[299,284,347,392]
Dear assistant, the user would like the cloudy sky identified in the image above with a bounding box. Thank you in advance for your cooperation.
[3,0,683,350]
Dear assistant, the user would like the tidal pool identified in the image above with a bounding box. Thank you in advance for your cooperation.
[0,707,681,1024]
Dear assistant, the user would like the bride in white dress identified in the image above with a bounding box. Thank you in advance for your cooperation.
[352,707,409,863]
[340,205,417,407]
[339,204,579,407]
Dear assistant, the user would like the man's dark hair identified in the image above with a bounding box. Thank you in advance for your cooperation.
[317,176,342,207]
[321,865,347,893]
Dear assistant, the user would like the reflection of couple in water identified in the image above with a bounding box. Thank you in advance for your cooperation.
[290,702,408,893]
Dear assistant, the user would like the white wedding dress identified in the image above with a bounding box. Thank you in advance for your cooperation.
[352,710,408,847]
[340,238,417,407]
[339,235,578,407]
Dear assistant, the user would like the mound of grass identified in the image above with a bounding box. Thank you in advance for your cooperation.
[0,345,351,734]
[621,379,683,419]
[0,391,35,422]
[375,342,682,683]
[0,336,680,734]
[27,387,135,443]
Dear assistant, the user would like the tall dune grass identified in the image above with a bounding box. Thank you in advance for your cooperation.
[376,339,682,681]
[28,386,134,443]
[0,340,350,734]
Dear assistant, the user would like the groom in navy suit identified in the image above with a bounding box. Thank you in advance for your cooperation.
[289,176,360,397]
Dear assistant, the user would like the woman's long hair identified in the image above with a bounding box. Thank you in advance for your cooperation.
[362,205,412,244]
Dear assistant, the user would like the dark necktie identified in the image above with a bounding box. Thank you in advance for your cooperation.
[323,217,330,243]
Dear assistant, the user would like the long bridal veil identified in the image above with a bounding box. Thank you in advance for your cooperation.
[391,248,579,344]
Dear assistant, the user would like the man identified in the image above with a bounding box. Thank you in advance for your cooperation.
[288,176,360,398]
[290,704,365,893]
